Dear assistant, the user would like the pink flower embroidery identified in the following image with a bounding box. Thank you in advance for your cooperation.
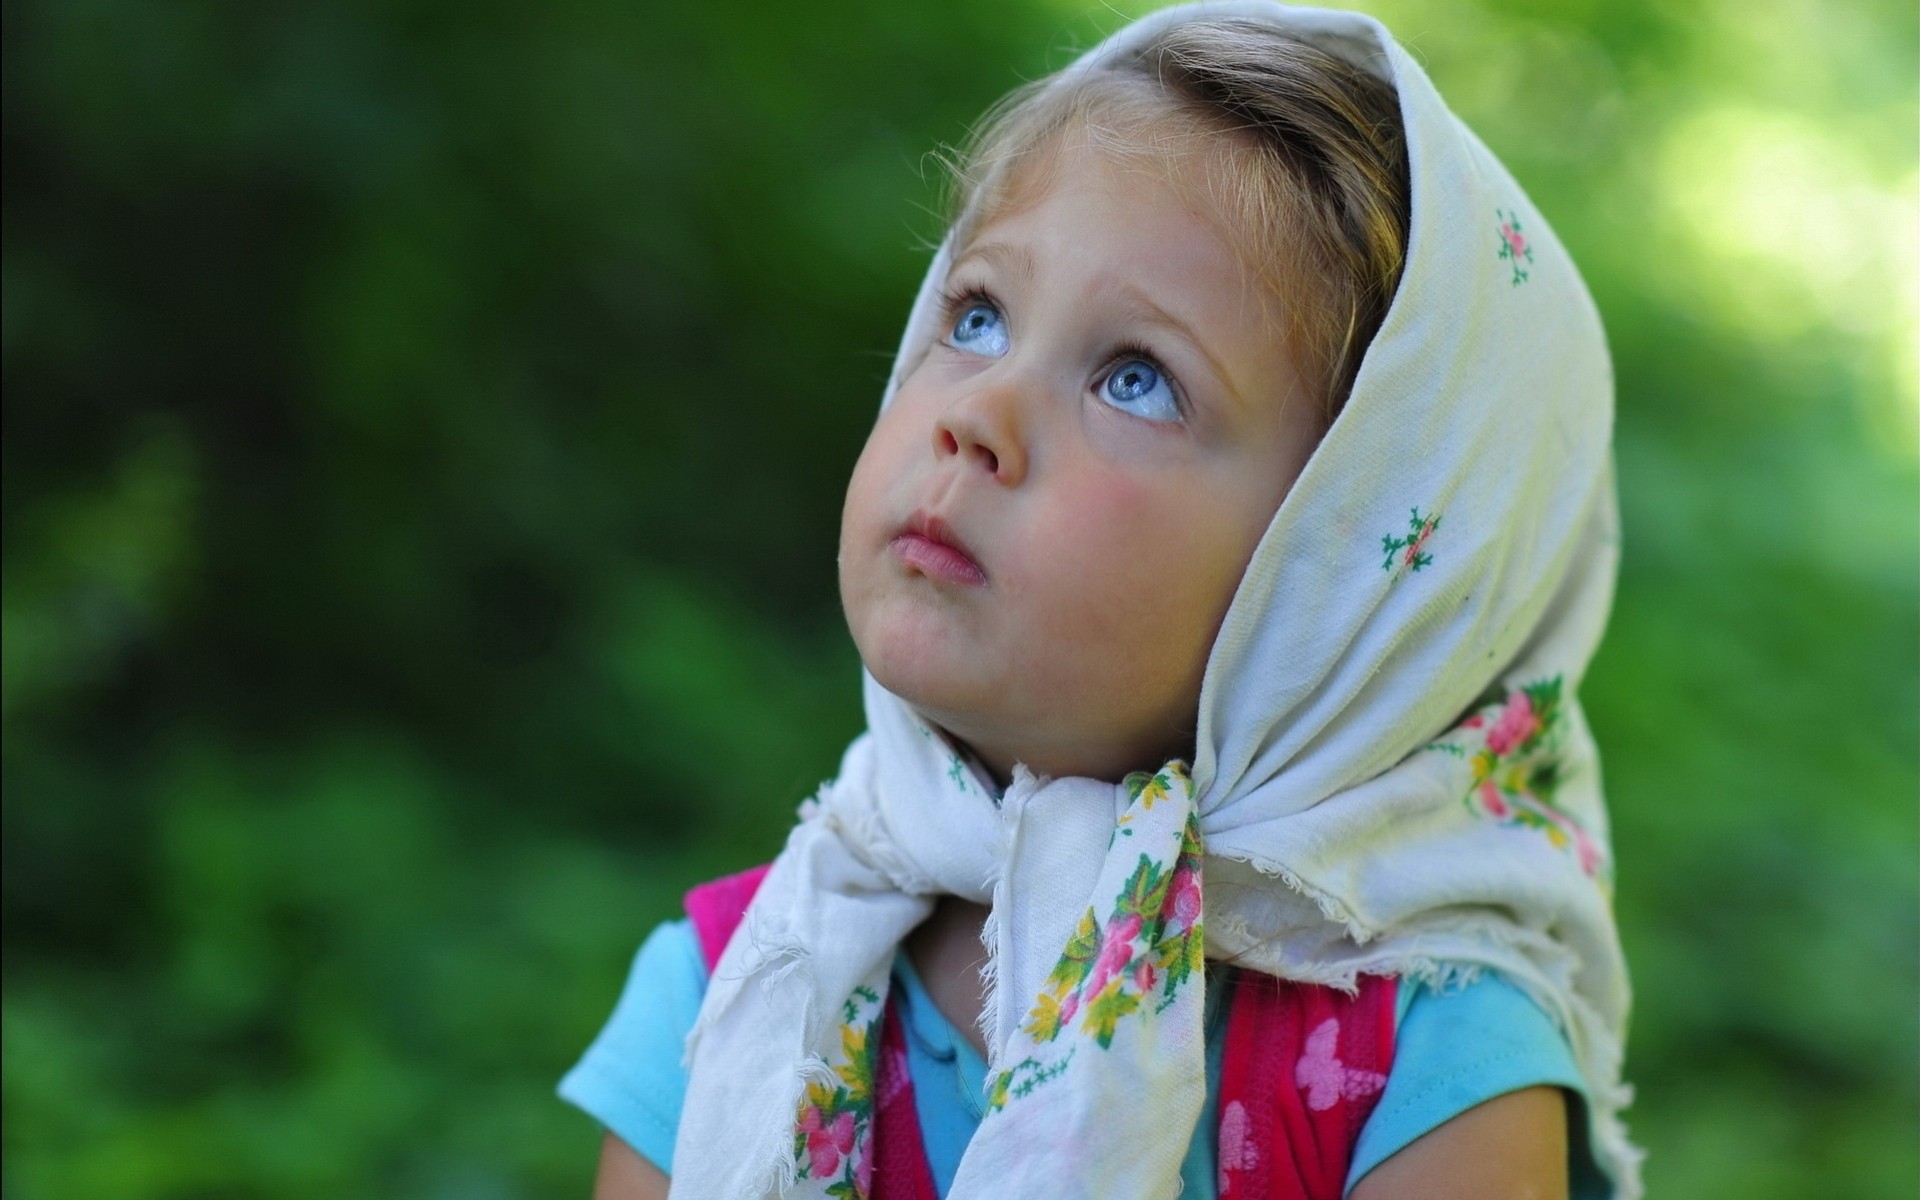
[1088,912,1143,994]
[993,785,1208,1110]
[1484,689,1540,756]
[1295,1018,1387,1112]
[1217,1098,1258,1193]
[1168,864,1202,926]
[1446,677,1607,881]
[1574,826,1600,876]
[1477,778,1510,818]
[1496,208,1535,285]
[1380,507,1440,578]
[800,1107,856,1176]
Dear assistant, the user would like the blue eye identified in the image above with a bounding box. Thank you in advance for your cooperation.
[949,302,1009,358]
[1101,358,1181,422]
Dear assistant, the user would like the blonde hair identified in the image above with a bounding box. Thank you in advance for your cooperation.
[946,19,1411,420]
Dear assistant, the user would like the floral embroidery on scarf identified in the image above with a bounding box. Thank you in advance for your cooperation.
[1380,507,1440,579]
[1125,768,1178,809]
[987,763,1206,1111]
[1110,766,1178,842]
[793,984,882,1198]
[916,721,979,797]
[1295,1018,1387,1111]
[1431,676,1608,879]
[1497,208,1534,285]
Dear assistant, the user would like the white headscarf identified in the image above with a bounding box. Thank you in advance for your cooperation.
[671,4,1638,1198]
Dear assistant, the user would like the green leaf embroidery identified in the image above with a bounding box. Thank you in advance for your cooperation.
[1042,908,1100,995]
[1118,854,1169,920]
[986,1063,1018,1112]
[1177,812,1203,865]
[1080,976,1141,1049]
[1381,507,1440,575]
[841,983,879,1024]
[1155,926,1204,992]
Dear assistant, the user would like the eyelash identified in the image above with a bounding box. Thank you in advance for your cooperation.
[937,282,995,328]
[936,284,1188,420]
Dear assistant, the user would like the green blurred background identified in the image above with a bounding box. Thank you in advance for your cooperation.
[4,0,1915,1194]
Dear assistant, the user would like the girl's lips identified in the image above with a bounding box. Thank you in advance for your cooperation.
[891,515,987,586]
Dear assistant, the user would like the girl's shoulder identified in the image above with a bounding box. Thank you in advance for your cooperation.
[556,919,708,1175]
[1354,973,1601,1196]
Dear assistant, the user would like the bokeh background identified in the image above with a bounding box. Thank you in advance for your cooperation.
[5,0,1915,1194]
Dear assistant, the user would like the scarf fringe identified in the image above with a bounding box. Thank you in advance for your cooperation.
[976,771,1036,1069]
[977,887,1007,1066]
[683,908,815,1058]
[1214,847,1376,946]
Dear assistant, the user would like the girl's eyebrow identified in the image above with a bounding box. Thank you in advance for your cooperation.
[1110,285,1248,411]
[950,240,1034,285]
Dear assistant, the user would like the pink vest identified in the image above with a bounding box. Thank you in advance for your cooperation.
[686,865,1395,1200]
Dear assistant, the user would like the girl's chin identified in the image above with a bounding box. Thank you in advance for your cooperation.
[857,649,1016,747]
[862,653,990,723]
[853,608,984,695]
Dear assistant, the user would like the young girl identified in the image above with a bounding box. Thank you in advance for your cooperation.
[562,4,1637,1198]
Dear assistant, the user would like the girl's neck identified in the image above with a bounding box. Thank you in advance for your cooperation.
[904,896,992,1057]
[943,726,1191,790]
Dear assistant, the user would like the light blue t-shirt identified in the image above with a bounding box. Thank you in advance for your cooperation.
[559,920,1603,1197]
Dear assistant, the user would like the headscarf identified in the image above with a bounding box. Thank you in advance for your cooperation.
[670,4,1637,1197]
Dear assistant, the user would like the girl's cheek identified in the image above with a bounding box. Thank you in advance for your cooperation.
[1079,395,1204,468]
[1053,466,1174,549]
[1024,475,1181,623]
[845,408,918,513]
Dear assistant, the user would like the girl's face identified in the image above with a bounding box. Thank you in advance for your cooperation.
[839,131,1323,785]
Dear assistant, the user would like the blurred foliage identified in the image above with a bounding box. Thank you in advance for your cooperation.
[3,0,1914,1195]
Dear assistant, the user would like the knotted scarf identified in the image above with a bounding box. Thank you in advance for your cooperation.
[670,4,1638,1197]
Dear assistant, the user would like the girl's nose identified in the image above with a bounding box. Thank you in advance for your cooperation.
[932,382,1029,486]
